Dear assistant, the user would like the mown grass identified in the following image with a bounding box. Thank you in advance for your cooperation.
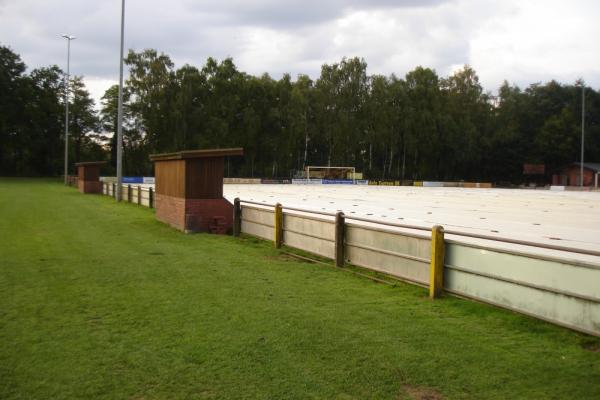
[1,178,599,399]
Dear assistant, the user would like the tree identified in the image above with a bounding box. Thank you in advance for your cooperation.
[100,84,148,175]
[441,65,492,180]
[289,74,315,171]
[171,64,206,150]
[3,43,600,182]
[366,75,393,177]
[68,76,99,164]
[25,66,66,175]
[125,49,175,153]
[404,66,442,179]
[315,57,369,168]
[0,45,29,174]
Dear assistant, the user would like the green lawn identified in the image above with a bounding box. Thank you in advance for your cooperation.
[1,178,599,399]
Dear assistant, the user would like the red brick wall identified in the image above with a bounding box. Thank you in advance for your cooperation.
[184,198,233,233]
[78,180,102,194]
[155,194,233,233]
[155,194,186,230]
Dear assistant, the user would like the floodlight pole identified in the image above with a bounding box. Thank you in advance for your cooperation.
[62,34,76,184]
[116,0,125,201]
[580,83,585,187]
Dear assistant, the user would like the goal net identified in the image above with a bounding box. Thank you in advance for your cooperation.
[306,166,356,182]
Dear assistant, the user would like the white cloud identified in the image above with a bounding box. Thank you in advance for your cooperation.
[1,0,599,107]
[469,0,600,88]
[83,76,117,110]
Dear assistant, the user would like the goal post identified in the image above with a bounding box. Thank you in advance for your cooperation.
[306,166,356,183]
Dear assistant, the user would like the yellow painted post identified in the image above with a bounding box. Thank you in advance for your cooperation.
[429,225,445,299]
[274,203,283,248]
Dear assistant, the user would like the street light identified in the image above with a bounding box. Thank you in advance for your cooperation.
[116,0,125,201]
[580,82,585,187]
[61,34,76,185]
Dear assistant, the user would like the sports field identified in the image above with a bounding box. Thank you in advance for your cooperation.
[1,179,600,399]
[224,184,600,261]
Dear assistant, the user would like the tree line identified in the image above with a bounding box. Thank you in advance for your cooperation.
[1,44,599,182]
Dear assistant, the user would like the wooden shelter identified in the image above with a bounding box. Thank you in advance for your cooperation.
[149,148,244,233]
[75,161,107,194]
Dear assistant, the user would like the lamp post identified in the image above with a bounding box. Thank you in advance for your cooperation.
[580,83,585,187]
[62,34,76,185]
[116,0,125,201]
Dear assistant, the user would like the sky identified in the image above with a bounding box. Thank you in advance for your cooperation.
[1,0,599,107]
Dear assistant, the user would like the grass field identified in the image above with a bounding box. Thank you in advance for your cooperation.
[1,179,599,399]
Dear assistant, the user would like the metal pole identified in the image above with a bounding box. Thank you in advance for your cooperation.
[62,36,75,184]
[335,212,345,267]
[233,198,241,236]
[116,0,125,201]
[580,84,585,187]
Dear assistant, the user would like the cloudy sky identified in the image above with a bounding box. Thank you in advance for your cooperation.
[1,0,599,106]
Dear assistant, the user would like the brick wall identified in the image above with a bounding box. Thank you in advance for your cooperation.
[155,194,186,230]
[78,180,102,194]
[185,198,233,233]
[155,194,233,233]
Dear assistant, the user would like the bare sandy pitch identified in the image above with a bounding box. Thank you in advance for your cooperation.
[223,184,600,262]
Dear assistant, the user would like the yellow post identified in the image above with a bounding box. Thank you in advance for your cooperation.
[274,203,283,248]
[429,225,445,299]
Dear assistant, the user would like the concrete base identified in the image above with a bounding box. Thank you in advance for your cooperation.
[155,193,233,233]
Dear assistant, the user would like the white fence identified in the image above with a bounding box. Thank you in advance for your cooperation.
[102,182,154,208]
[236,200,600,337]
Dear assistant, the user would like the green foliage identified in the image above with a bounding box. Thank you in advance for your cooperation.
[2,179,600,399]
[2,43,599,181]
[99,84,147,175]
[68,76,100,164]
[0,44,99,176]
[115,52,600,181]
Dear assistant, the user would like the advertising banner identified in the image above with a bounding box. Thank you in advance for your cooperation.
[292,179,323,184]
[122,176,144,184]
[369,180,402,186]
[261,178,292,184]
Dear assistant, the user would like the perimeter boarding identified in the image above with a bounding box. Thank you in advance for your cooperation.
[233,199,600,337]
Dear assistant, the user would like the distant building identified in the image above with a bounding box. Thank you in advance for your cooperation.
[552,162,600,187]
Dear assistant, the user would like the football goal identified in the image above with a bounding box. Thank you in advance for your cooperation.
[306,166,356,183]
